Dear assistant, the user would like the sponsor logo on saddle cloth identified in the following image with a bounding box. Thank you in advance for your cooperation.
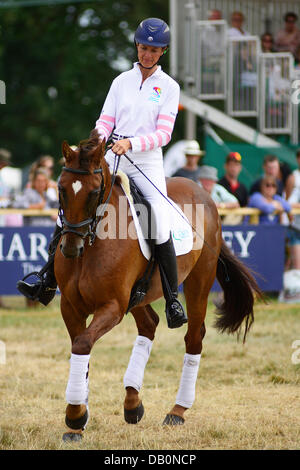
[115,170,195,260]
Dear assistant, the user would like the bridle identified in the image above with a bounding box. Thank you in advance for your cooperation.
[58,155,120,247]
[58,166,105,246]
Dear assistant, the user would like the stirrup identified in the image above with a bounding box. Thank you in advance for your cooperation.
[17,271,44,301]
[165,298,188,329]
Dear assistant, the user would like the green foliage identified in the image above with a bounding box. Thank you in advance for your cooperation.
[0,1,172,168]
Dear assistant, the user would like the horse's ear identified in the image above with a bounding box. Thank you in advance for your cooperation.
[93,138,106,168]
[100,137,106,156]
[62,140,76,164]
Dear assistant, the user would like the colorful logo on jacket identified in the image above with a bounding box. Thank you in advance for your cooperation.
[149,86,162,103]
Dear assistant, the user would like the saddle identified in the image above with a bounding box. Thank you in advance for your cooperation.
[126,178,157,312]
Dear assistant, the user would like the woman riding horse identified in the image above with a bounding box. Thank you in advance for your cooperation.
[51,136,260,440]
[17,17,187,330]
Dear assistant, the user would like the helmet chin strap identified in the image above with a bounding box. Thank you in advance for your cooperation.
[137,61,159,70]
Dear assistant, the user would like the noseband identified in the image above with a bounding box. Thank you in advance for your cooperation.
[59,166,105,246]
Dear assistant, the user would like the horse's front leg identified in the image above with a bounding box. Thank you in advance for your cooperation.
[62,297,122,442]
[123,305,159,424]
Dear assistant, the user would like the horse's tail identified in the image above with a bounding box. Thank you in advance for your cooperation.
[215,239,263,342]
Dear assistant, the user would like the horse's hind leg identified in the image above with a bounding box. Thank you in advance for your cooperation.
[163,255,216,425]
[123,304,159,424]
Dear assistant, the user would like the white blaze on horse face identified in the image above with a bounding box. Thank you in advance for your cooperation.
[72,180,82,196]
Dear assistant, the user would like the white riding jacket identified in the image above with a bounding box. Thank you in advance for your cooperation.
[95,63,180,245]
[95,62,180,154]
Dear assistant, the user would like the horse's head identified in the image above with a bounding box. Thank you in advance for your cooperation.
[58,136,107,259]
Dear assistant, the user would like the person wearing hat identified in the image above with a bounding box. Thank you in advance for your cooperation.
[172,140,205,182]
[198,165,240,209]
[218,152,249,207]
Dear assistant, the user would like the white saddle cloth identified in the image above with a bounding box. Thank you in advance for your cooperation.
[121,182,194,260]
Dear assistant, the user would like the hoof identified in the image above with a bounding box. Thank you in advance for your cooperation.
[162,414,185,426]
[62,432,83,442]
[65,408,89,430]
[124,401,144,424]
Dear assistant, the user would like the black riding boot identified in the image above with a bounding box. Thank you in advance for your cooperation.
[17,224,62,306]
[155,236,188,329]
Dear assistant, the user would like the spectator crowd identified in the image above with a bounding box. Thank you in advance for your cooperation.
[172,140,300,279]
[209,9,300,61]
[0,150,59,228]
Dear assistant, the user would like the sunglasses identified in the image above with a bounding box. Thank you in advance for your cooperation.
[264,183,277,188]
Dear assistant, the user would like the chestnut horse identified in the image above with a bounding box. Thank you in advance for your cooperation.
[56,137,261,442]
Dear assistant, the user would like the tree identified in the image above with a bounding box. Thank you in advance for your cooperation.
[0,0,182,170]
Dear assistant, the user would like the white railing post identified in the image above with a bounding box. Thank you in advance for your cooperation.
[227,36,260,117]
[195,20,227,100]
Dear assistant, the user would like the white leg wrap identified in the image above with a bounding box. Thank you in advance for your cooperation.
[65,353,90,405]
[175,353,201,409]
[123,335,153,392]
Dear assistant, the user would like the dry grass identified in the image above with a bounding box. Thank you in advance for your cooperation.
[0,295,299,450]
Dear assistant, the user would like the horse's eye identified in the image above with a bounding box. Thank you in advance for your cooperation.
[86,189,100,214]
[58,185,67,206]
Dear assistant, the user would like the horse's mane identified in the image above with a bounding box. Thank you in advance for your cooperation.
[78,136,100,171]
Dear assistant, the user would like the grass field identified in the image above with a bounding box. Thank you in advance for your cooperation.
[0,294,299,450]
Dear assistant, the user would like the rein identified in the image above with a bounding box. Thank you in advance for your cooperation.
[59,158,119,246]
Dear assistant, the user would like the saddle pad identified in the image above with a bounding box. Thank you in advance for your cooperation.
[122,184,194,261]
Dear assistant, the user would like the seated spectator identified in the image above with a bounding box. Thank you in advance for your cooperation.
[279,161,295,199]
[250,154,284,196]
[287,185,300,269]
[228,11,250,37]
[218,152,248,207]
[198,165,240,208]
[275,12,300,57]
[248,176,292,225]
[172,140,205,182]
[261,33,275,52]
[27,155,58,196]
[13,168,58,226]
[208,9,222,20]
[292,148,300,190]
[0,148,12,208]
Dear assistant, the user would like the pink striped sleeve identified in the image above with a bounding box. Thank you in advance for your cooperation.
[158,114,175,124]
[157,124,173,133]
[140,136,146,152]
[101,114,115,123]
[147,134,155,150]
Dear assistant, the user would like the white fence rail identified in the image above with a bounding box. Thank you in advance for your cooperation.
[195,20,227,99]
[176,13,299,140]
[260,53,293,134]
[227,36,259,116]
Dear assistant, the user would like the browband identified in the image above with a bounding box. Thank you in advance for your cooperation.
[62,166,103,175]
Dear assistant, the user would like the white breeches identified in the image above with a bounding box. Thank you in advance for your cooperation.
[105,149,171,245]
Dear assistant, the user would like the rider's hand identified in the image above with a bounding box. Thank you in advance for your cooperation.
[112,139,132,155]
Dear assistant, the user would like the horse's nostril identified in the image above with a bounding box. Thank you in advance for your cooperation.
[79,246,84,257]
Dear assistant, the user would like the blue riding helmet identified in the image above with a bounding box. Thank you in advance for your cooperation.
[134,18,170,48]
